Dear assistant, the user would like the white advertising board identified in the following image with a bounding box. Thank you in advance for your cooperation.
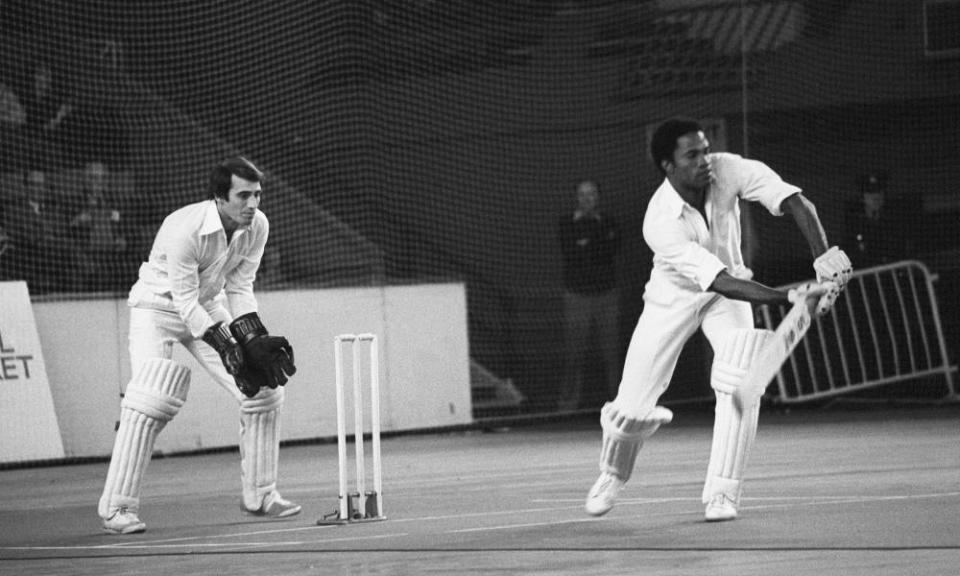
[0,281,65,463]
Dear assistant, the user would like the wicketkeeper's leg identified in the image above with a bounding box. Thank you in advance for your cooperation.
[189,337,299,518]
[99,358,191,519]
[703,328,772,510]
[239,387,295,514]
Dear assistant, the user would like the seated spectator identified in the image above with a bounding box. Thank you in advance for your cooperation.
[3,168,78,293]
[69,161,129,291]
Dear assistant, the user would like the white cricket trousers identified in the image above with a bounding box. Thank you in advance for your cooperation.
[613,292,752,413]
[128,306,243,401]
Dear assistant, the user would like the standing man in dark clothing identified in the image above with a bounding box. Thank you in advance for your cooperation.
[558,180,622,410]
[843,171,911,268]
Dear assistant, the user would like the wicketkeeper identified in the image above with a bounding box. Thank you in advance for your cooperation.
[98,156,299,534]
[584,118,852,521]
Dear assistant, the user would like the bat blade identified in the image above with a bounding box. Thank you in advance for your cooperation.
[733,296,817,412]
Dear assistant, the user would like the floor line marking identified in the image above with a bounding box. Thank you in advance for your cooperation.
[3,492,956,553]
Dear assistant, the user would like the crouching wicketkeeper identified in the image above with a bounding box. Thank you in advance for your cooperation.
[98,157,298,534]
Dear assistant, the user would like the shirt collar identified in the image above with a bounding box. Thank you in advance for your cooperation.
[659,179,689,220]
[200,200,226,236]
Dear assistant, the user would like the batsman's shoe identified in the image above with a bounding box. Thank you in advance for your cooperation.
[584,472,624,517]
[704,494,738,522]
[243,491,302,518]
[101,507,146,535]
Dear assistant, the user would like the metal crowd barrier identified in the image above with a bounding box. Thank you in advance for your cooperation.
[758,260,958,404]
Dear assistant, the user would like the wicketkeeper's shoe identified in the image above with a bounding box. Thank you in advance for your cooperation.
[243,491,302,518]
[101,507,146,535]
[584,472,624,517]
[704,494,738,522]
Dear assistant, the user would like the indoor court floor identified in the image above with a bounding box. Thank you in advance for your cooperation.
[1,404,958,575]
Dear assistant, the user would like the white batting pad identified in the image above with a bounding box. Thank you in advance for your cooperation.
[98,358,191,518]
[703,329,769,505]
[239,387,285,511]
[598,402,673,481]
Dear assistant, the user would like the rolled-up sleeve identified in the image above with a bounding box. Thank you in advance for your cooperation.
[644,215,726,291]
[730,156,801,216]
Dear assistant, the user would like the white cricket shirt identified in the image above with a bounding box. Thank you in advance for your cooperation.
[642,152,800,304]
[128,199,268,338]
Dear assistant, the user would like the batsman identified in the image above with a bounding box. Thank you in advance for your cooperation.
[584,118,852,522]
[98,156,299,534]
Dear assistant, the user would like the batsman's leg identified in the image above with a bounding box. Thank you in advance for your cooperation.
[99,358,191,534]
[239,387,301,518]
[703,328,773,522]
[585,402,673,516]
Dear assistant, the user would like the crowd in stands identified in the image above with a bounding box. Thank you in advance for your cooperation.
[1,58,140,295]
[0,161,143,294]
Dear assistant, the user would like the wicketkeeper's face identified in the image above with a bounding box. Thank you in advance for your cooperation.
[220,175,262,228]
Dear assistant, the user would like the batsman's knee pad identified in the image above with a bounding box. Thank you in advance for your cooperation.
[704,329,770,505]
[99,358,191,518]
[598,402,673,481]
[239,387,285,510]
[710,329,773,395]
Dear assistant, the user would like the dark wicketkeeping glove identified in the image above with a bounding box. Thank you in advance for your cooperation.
[230,313,296,389]
[202,322,258,397]
[233,362,275,398]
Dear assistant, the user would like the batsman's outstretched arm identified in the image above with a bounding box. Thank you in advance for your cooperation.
[709,270,790,306]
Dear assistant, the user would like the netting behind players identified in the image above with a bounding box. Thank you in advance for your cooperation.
[2,1,958,416]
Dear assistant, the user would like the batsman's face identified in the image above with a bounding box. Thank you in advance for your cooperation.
[667,131,713,193]
[219,175,261,230]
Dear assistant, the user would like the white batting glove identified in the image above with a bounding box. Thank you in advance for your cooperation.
[813,246,853,289]
[788,281,840,316]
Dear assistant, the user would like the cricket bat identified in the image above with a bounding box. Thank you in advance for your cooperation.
[732,292,820,413]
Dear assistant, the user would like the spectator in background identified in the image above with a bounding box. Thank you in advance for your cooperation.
[0,80,26,127]
[844,171,911,269]
[70,161,128,291]
[3,168,77,292]
[558,180,622,411]
[21,62,77,167]
[23,62,74,135]
[0,79,27,170]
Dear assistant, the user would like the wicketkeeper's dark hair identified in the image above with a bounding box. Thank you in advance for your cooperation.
[207,156,263,199]
[650,117,704,175]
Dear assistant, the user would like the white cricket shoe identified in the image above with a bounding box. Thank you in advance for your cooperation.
[243,491,302,518]
[101,507,146,534]
[704,494,738,522]
[584,472,624,516]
